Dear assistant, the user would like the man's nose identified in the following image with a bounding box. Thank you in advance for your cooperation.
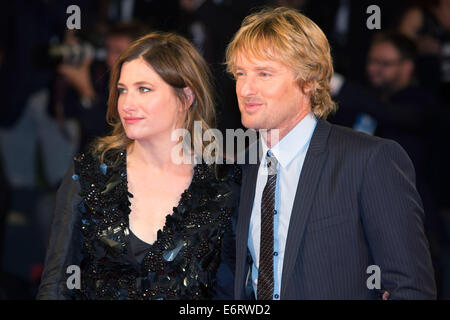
[238,76,257,97]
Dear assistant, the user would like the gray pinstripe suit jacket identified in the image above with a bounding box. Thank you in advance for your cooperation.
[235,119,436,299]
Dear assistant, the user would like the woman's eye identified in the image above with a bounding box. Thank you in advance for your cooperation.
[117,88,126,94]
[139,87,151,93]
[235,72,244,77]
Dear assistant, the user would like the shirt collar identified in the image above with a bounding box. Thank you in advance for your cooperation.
[261,112,317,168]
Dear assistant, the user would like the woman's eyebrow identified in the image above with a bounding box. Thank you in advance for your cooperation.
[134,81,153,86]
[117,81,153,86]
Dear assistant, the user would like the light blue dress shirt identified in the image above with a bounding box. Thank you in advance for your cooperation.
[248,112,317,300]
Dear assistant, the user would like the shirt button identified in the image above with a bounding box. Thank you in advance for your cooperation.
[273,210,277,215]
[274,294,280,299]
[273,252,278,256]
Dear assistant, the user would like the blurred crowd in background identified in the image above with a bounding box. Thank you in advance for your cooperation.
[0,0,449,299]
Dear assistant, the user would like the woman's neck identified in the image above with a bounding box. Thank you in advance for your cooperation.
[127,137,186,172]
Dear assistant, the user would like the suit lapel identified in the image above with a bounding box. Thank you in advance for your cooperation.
[280,119,331,298]
[235,140,261,299]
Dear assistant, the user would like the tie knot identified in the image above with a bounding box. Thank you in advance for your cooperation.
[266,150,278,175]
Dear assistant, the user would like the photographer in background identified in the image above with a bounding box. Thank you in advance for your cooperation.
[329,32,446,297]
[55,22,148,152]
[0,0,77,299]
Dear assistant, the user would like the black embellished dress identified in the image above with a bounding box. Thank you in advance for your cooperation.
[37,151,241,300]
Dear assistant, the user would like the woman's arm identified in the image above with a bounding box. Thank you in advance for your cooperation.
[37,162,82,299]
[212,164,241,300]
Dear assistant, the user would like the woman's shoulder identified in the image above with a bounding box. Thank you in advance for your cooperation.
[204,163,242,185]
[190,163,241,210]
[72,150,126,190]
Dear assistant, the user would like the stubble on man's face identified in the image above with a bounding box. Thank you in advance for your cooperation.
[234,54,311,141]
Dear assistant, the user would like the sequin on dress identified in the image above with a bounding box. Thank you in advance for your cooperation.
[67,151,241,300]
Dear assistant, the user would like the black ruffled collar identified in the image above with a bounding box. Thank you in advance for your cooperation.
[72,150,238,299]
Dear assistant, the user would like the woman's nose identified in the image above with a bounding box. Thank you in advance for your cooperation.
[121,92,138,113]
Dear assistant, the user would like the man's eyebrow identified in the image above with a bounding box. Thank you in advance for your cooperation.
[233,65,278,72]
[254,66,277,72]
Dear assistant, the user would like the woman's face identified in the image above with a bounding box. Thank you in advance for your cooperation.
[117,58,186,143]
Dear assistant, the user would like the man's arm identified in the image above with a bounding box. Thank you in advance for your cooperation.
[360,139,436,299]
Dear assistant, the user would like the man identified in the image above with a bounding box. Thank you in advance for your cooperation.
[366,33,446,295]
[226,7,436,299]
[365,32,438,191]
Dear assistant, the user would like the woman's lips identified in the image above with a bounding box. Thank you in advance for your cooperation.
[124,117,144,124]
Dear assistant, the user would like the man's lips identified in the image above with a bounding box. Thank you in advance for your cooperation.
[243,102,263,113]
[124,117,144,124]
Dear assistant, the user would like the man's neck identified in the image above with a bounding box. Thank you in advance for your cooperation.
[261,109,311,149]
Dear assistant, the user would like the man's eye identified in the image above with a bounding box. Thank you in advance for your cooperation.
[139,87,151,93]
[259,72,270,77]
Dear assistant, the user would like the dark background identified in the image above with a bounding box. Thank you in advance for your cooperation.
[0,0,449,299]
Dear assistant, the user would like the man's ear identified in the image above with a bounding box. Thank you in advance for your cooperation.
[183,87,195,109]
[300,80,314,95]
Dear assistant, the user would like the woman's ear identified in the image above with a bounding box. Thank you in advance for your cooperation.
[183,87,195,109]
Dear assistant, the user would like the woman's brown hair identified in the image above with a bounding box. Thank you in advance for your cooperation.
[92,31,216,163]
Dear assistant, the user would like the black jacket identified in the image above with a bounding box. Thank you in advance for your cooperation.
[37,151,240,299]
[235,119,436,299]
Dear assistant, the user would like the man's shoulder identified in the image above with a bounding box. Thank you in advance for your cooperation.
[326,121,402,155]
[238,120,408,170]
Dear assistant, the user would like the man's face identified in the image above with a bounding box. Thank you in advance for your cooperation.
[234,54,311,138]
[367,42,404,89]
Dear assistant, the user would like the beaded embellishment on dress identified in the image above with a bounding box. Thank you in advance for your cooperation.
[69,151,240,300]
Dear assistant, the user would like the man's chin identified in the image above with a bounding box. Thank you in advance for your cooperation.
[241,116,260,130]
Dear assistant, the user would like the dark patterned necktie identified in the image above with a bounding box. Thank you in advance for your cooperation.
[257,150,278,300]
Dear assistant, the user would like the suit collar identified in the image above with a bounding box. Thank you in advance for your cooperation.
[235,161,259,299]
[261,113,318,168]
[280,118,331,297]
[235,118,332,299]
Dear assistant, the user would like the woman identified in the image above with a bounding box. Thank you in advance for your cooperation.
[37,32,240,300]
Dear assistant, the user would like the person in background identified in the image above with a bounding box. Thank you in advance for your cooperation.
[56,22,149,152]
[366,33,445,297]
[398,0,450,103]
[398,2,450,257]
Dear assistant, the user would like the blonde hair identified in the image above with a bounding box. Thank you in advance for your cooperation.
[225,6,337,119]
[92,31,216,163]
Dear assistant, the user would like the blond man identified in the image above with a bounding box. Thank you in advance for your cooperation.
[226,7,436,300]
